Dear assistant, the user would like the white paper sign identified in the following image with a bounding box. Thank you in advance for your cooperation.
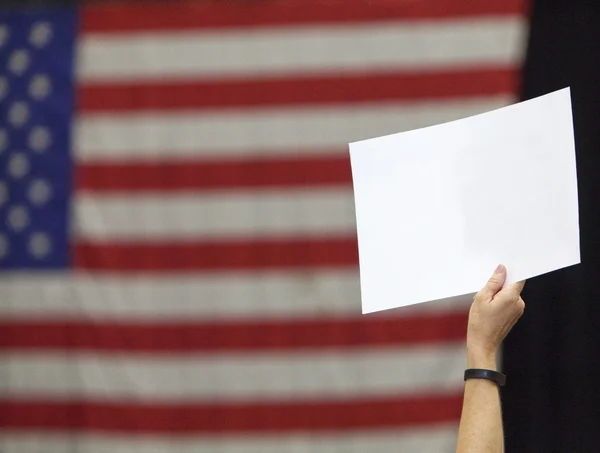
[349,88,580,314]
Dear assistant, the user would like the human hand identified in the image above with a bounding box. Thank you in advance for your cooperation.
[466,264,525,369]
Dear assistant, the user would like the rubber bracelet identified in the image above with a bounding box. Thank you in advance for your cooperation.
[464,368,506,387]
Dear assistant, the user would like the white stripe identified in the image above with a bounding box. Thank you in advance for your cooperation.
[0,272,473,320]
[78,18,524,81]
[1,346,465,401]
[76,96,513,161]
[74,188,355,240]
[0,428,459,453]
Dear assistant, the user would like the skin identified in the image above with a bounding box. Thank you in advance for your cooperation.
[455,264,526,453]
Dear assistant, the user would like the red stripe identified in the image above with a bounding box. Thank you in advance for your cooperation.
[0,312,467,352]
[78,67,517,112]
[76,154,351,192]
[82,0,526,33]
[74,238,358,271]
[0,394,462,432]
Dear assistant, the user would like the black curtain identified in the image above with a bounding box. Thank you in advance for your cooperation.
[503,1,600,452]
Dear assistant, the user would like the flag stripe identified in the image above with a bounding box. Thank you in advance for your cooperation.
[74,189,355,239]
[0,347,465,400]
[3,1,525,450]
[0,312,467,352]
[82,0,525,32]
[78,20,524,82]
[75,97,512,161]
[76,155,351,192]
[0,428,459,453]
[0,394,463,432]
[78,67,517,112]
[74,238,358,271]
[0,272,472,320]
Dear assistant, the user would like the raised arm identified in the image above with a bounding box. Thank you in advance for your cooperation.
[456,264,525,453]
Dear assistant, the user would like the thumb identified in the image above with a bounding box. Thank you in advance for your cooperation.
[481,264,507,299]
[506,279,526,295]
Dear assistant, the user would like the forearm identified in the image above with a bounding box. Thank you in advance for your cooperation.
[455,351,504,453]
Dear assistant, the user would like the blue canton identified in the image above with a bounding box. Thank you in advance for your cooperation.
[0,8,77,269]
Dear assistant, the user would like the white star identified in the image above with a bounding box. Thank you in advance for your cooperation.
[8,153,30,179]
[0,129,7,152]
[30,22,53,48]
[29,179,52,205]
[7,205,29,232]
[29,74,52,100]
[0,181,7,206]
[0,234,8,260]
[29,126,51,152]
[8,102,30,127]
[29,232,52,258]
[0,24,9,48]
[9,49,30,75]
[0,76,8,100]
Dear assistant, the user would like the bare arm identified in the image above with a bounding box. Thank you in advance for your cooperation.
[456,350,503,453]
[456,265,525,453]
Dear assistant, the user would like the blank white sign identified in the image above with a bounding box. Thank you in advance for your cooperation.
[349,88,580,314]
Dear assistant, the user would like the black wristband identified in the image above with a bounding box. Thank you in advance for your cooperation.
[464,368,506,387]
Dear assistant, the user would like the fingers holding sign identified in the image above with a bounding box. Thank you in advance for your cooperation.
[467,265,526,365]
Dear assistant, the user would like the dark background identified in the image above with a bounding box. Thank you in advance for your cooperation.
[503,1,600,452]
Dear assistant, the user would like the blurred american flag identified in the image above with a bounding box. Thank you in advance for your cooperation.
[0,1,525,452]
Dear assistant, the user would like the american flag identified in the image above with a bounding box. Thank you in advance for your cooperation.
[0,1,525,452]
